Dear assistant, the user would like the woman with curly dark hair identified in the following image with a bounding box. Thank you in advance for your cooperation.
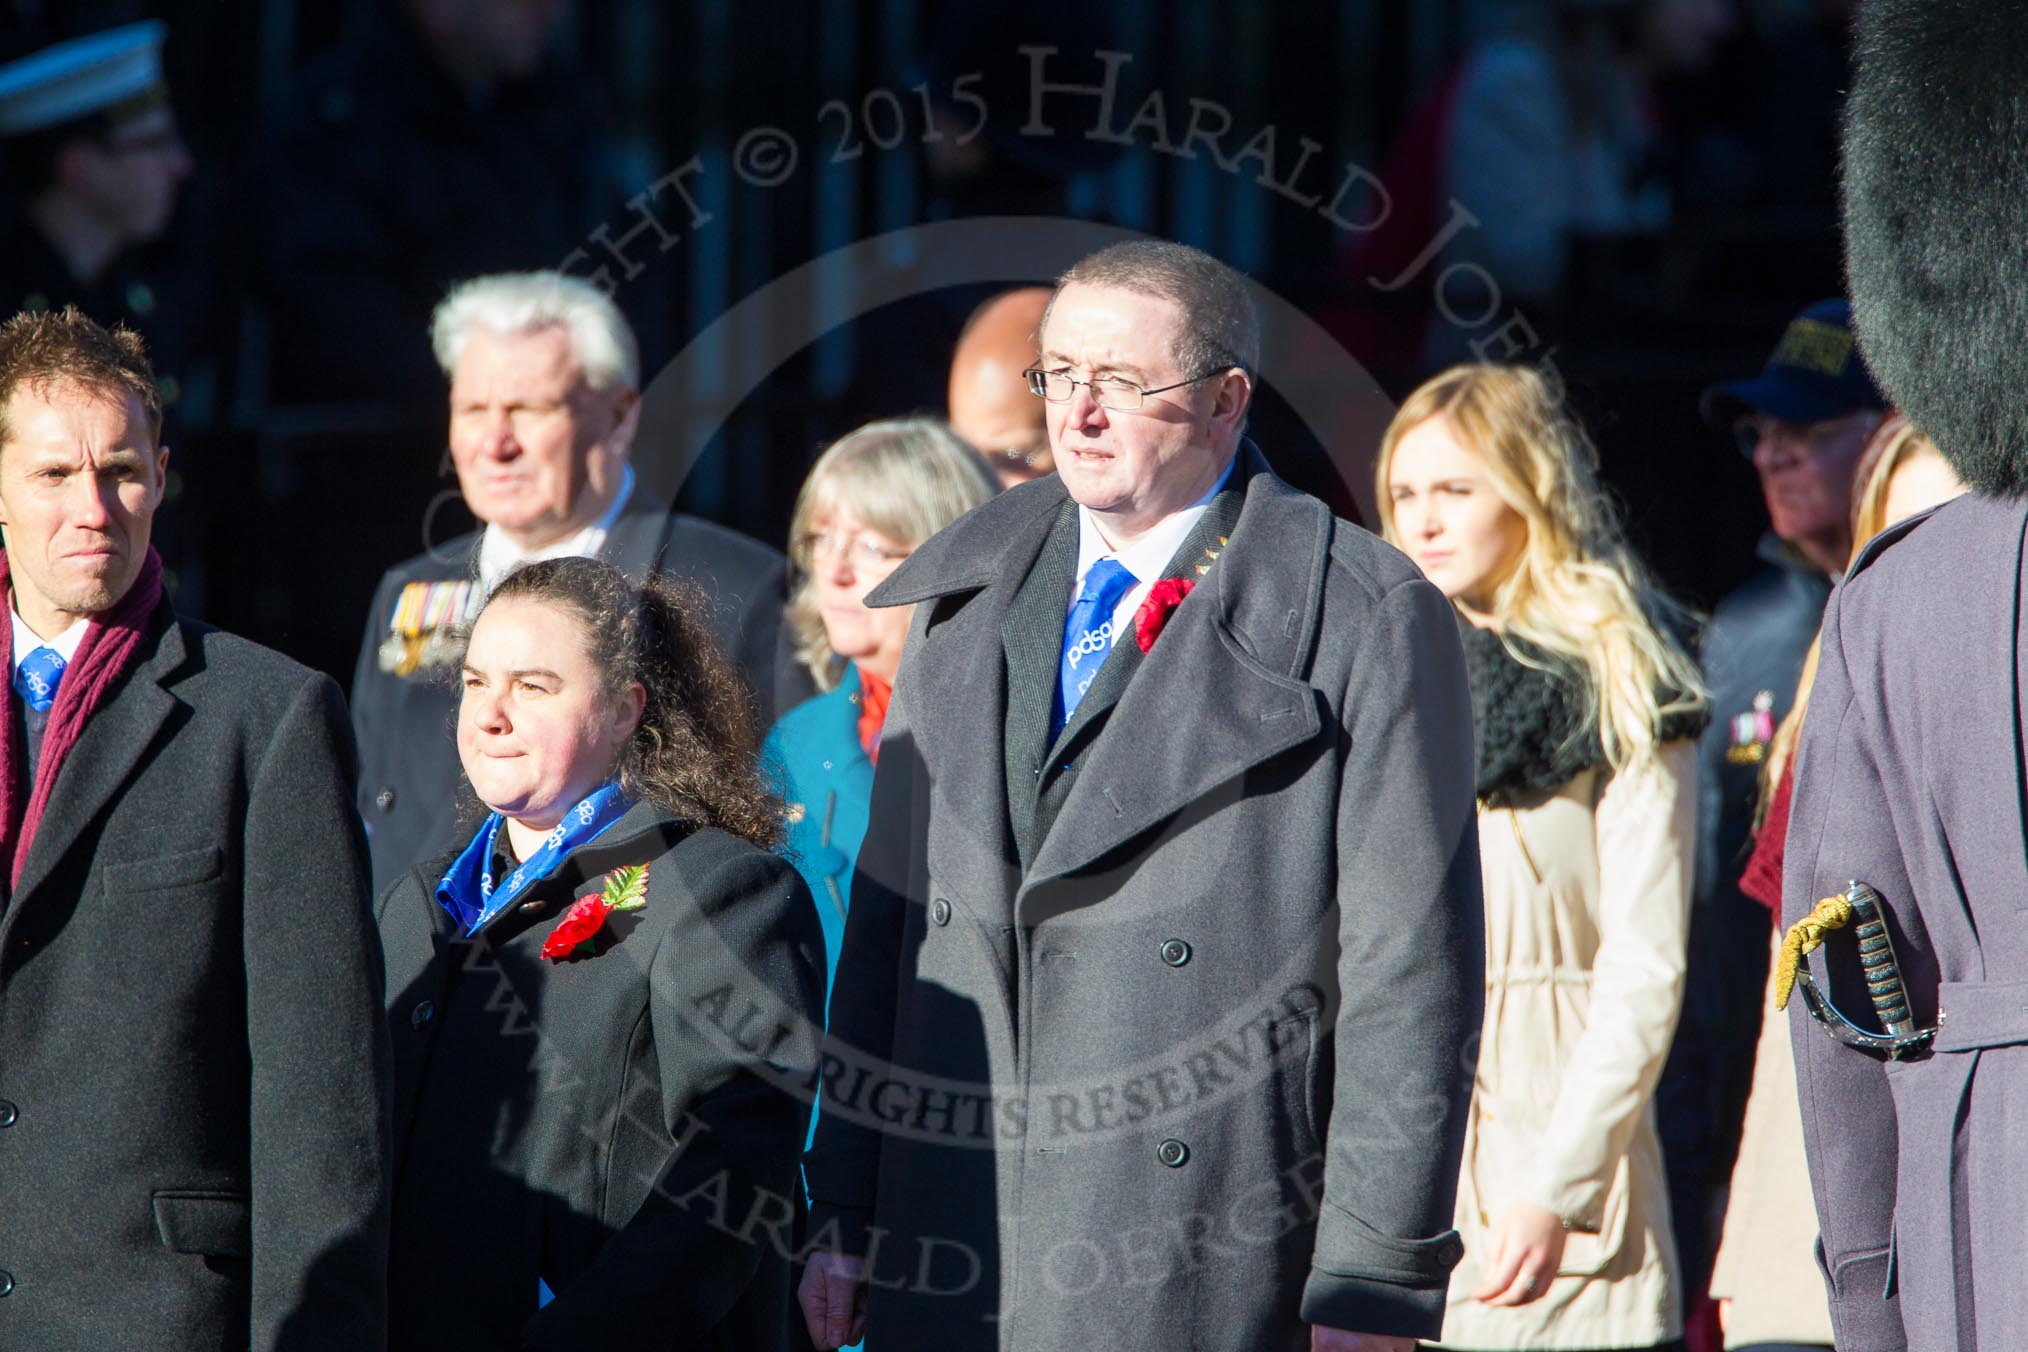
[377,556,826,1352]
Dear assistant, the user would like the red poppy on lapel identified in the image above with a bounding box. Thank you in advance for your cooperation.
[1134,577,1195,653]
[541,863,650,961]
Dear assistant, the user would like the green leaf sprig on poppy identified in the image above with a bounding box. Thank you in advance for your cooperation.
[541,863,650,961]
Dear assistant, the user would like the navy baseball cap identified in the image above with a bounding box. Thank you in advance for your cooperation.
[1700,299,1886,428]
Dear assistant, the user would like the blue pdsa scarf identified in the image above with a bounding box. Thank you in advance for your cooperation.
[435,780,633,934]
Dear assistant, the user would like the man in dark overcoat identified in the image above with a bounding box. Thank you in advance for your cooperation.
[800,240,1483,1351]
[351,270,806,894]
[0,308,387,1347]
[1784,3,2028,1347]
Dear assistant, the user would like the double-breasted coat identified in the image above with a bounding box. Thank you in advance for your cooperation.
[351,502,810,894]
[378,801,826,1351]
[1784,491,2028,1351]
[804,446,1484,1349]
[0,600,390,1351]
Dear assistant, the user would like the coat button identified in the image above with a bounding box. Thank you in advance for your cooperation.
[518,899,546,913]
[0,1270,13,1296]
[930,898,952,926]
[373,787,396,813]
[0,1100,15,1128]
[1156,1138,1189,1168]
[410,1000,434,1029]
[1159,939,1191,967]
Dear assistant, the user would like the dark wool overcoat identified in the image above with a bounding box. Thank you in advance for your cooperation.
[378,802,827,1351]
[0,601,390,1351]
[351,503,811,894]
[804,447,1485,1350]
[1784,492,2028,1352]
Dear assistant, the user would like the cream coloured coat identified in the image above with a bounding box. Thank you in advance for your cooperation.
[1437,740,1695,1350]
[1706,930,1835,1349]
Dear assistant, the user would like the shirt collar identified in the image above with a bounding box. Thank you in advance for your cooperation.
[1073,457,1235,588]
[10,605,90,677]
[477,462,636,594]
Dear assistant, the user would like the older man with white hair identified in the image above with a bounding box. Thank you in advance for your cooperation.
[351,269,804,892]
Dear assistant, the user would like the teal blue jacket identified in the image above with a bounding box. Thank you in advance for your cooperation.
[763,663,876,985]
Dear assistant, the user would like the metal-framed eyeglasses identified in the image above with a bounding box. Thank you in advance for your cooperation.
[1022,366,1233,412]
[800,530,912,570]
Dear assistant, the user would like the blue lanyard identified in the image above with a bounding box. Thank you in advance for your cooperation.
[435,781,633,935]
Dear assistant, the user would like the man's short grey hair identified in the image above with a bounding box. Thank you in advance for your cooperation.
[1047,240,1260,379]
[430,271,640,390]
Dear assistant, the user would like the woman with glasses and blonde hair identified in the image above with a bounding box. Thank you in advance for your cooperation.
[1378,363,1708,1352]
[763,417,998,978]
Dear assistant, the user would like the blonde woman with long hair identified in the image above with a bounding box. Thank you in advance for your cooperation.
[1379,363,1708,1352]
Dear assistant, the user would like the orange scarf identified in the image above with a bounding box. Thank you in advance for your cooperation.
[857,671,891,765]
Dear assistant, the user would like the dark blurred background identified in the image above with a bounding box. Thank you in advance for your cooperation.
[0,0,1853,683]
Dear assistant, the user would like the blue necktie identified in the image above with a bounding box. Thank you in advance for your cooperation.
[1054,557,1137,738]
[14,644,65,713]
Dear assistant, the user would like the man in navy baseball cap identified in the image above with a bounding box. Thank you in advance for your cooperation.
[1658,296,1888,1321]
[1702,298,1887,574]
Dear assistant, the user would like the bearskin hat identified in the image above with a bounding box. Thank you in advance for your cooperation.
[1843,0,2028,496]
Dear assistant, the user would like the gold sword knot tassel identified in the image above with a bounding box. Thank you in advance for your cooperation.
[1774,892,1856,1011]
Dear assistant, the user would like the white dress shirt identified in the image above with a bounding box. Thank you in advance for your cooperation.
[475,463,637,595]
[10,606,90,684]
[1068,458,1234,642]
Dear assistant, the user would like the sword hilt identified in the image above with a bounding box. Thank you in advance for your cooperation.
[1845,881,1916,1035]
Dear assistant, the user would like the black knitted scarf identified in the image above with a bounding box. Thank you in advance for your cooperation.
[1462,621,1706,808]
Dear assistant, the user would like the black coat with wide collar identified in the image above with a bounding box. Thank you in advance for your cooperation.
[350,503,811,896]
[378,800,825,1351]
[0,601,389,1351]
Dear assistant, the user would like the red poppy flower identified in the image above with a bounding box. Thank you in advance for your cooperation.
[1135,577,1196,652]
[541,894,611,961]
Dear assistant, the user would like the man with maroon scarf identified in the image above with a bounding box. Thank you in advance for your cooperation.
[0,308,388,1350]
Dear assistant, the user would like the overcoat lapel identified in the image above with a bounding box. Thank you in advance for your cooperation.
[7,615,184,912]
[1022,465,1332,900]
[1042,473,1248,767]
[866,478,1075,881]
[1002,505,1078,869]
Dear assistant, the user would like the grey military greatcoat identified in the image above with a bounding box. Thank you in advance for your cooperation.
[805,446,1484,1350]
[1785,491,2028,1351]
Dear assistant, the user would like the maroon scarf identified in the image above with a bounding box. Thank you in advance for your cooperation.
[0,547,166,886]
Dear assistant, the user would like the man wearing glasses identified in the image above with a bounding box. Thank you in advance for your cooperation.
[1655,297,1886,1318]
[802,239,1482,1352]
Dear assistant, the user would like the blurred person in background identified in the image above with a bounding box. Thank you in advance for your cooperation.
[257,0,606,412]
[0,21,195,387]
[1656,298,1884,1328]
[352,272,804,895]
[0,17,220,598]
[947,287,1054,488]
[379,557,823,1352]
[1341,0,1734,375]
[1707,420,1963,1352]
[763,417,998,981]
[1380,362,1707,1352]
